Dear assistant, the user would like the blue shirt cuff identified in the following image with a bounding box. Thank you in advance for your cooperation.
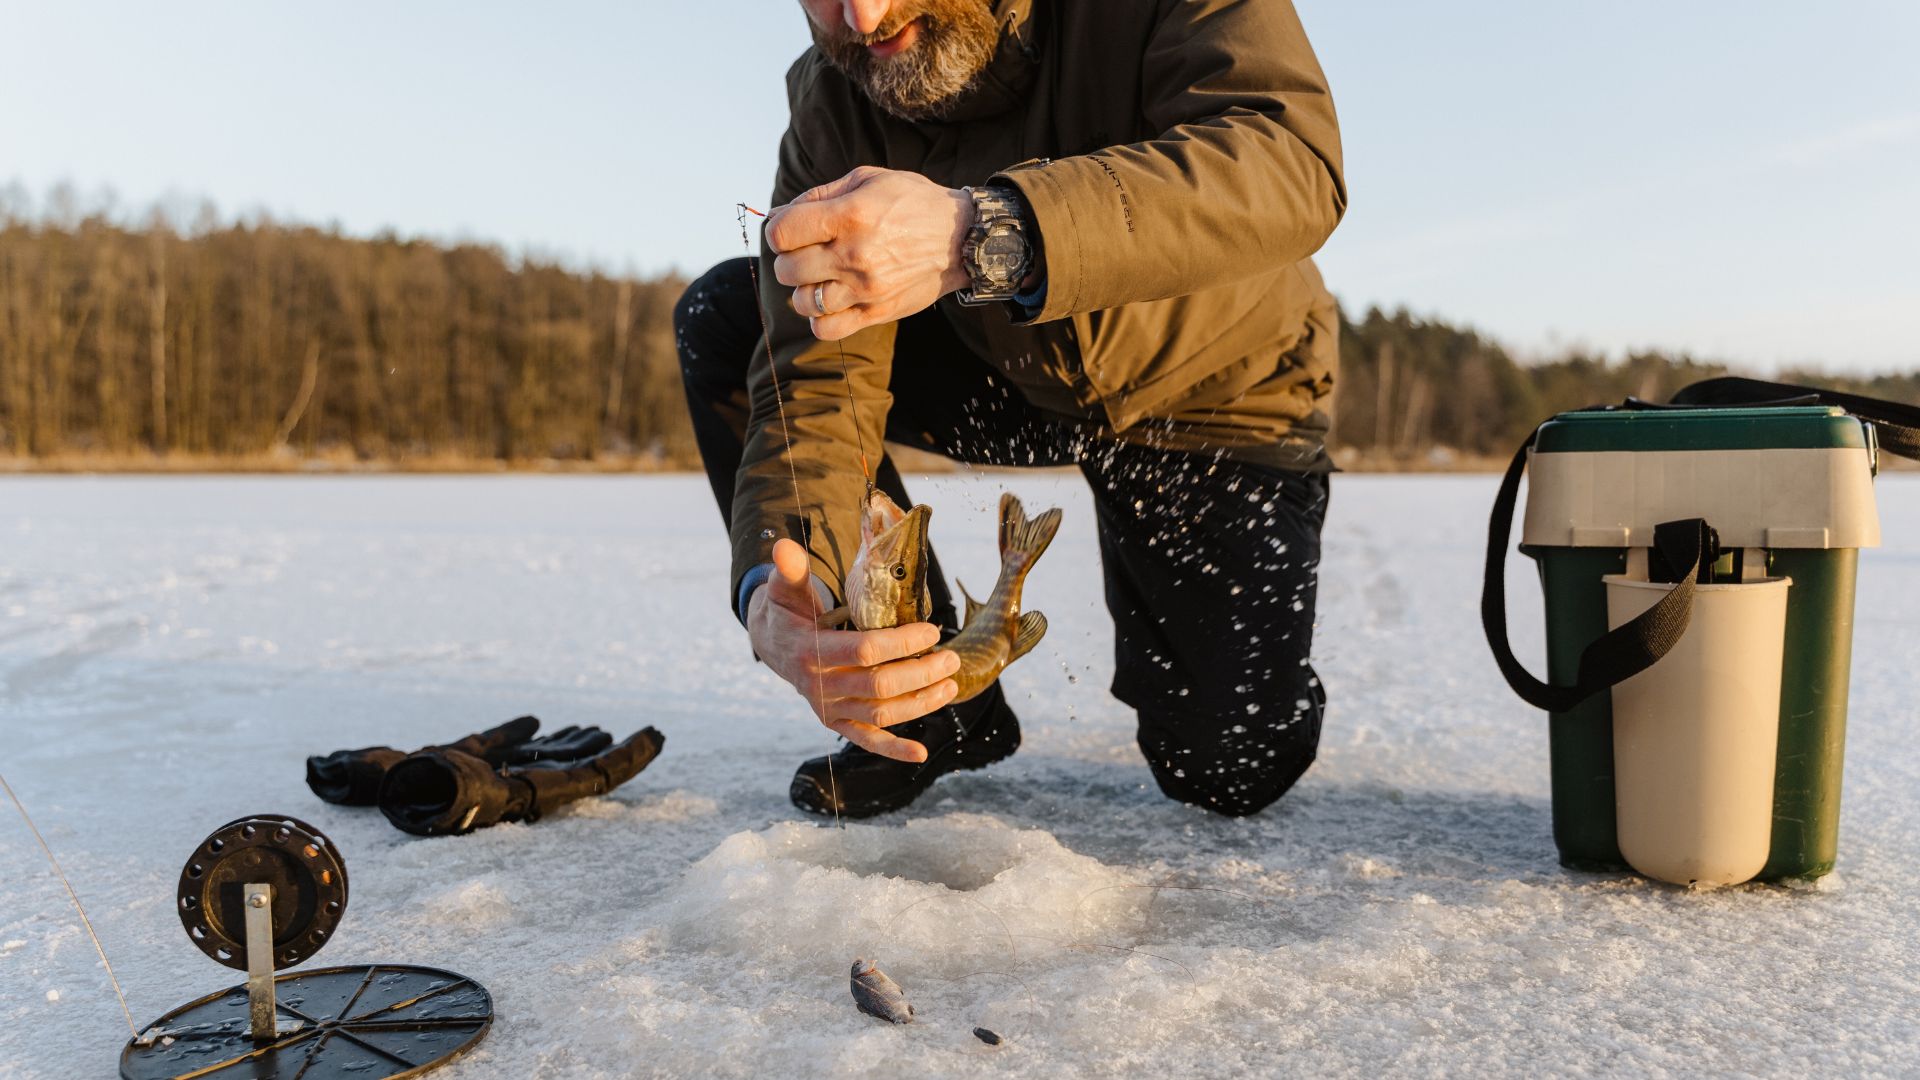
[735,564,775,625]
[735,564,839,626]
[1013,279,1048,319]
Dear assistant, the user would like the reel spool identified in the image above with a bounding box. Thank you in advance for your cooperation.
[177,814,348,971]
[122,815,493,1080]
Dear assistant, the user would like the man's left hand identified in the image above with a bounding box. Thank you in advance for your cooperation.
[766,166,972,341]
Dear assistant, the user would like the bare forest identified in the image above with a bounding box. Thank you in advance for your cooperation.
[2,211,1913,471]
[0,212,688,468]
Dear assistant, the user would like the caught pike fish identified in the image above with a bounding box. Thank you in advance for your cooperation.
[850,957,914,1024]
[842,488,934,631]
[947,492,1060,702]
[832,490,1061,702]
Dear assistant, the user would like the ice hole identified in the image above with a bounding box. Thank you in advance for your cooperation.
[658,815,1136,974]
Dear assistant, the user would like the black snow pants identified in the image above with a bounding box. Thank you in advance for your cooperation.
[675,258,1329,817]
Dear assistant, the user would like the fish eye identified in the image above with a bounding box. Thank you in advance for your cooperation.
[891,563,907,580]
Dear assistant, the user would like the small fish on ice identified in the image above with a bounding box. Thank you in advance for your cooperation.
[850,958,913,1024]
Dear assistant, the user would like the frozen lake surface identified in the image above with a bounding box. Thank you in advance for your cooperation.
[2,473,1917,1077]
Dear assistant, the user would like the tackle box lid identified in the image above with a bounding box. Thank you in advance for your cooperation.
[1522,406,1880,550]
[1534,405,1870,454]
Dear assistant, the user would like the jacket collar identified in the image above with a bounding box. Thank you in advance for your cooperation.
[931,0,1041,123]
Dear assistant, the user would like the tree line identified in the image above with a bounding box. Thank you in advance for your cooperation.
[1334,307,1918,464]
[1,212,689,465]
[1,211,1911,468]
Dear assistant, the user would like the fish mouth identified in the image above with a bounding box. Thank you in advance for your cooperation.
[896,503,931,556]
[862,488,907,536]
[866,497,931,563]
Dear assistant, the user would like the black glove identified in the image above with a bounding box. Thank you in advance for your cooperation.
[306,716,610,805]
[495,724,614,765]
[377,727,666,837]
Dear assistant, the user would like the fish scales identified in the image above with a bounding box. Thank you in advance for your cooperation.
[946,493,1059,702]
[837,489,1060,701]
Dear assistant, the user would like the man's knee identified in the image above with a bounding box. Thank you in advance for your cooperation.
[1134,678,1326,817]
[673,258,756,390]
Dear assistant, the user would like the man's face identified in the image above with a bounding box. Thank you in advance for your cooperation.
[801,0,1000,121]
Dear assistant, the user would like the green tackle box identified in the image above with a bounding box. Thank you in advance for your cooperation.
[1517,405,1880,881]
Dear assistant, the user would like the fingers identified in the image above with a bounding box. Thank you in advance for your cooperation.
[807,306,874,342]
[839,677,958,729]
[789,166,880,206]
[814,620,943,668]
[827,718,931,763]
[765,167,886,252]
[766,538,821,616]
[789,278,850,320]
[818,648,959,702]
[764,199,839,254]
[770,242,838,289]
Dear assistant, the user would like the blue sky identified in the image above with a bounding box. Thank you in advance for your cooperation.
[3,1,1916,372]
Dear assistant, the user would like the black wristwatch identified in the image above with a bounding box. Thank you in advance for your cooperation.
[957,185,1034,306]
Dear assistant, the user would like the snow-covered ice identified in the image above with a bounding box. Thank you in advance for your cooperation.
[2,473,1917,1077]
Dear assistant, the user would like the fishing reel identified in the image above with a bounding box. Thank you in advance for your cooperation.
[120,814,493,1080]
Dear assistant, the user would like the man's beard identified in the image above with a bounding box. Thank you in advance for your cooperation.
[812,1,1001,121]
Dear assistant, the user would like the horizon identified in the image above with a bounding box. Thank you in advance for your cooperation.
[0,178,1839,379]
[3,1,1917,373]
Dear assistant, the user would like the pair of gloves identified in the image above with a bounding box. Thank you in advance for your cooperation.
[306,716,664,836]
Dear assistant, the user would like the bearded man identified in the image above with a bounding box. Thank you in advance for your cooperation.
[676,0,1346,818]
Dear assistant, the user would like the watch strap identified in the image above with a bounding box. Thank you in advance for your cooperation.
[957,184,1032,306]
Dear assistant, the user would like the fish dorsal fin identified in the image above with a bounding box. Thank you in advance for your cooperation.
[957,580,985,626]
[998,492,1063,567]
[1010,610,1048,663]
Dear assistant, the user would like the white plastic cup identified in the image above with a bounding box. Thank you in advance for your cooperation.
[1603,574,1792,888]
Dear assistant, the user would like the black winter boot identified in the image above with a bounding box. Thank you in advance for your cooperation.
[790,681,1020,818]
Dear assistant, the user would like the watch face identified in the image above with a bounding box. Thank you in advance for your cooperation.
[979,222,1026,286]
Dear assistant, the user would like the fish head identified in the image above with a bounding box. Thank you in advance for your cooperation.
[850,958,874,977]
[847,489,932,630]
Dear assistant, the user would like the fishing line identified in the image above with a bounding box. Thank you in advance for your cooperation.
[1069,880,1271,943]
[736,203,843,830]
[835,340,875,501]
[874,878,1246,1046]
[885,891,1018,961]
[0,767,140,1038]
[882,893,1033,1047]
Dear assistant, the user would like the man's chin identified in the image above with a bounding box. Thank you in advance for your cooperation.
[865,17,925,60]
[813,1,999,121]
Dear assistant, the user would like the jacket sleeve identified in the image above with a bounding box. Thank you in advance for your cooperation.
[727,64,896,608]
[993,0,1346,323]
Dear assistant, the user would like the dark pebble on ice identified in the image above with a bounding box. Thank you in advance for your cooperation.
[973,1027,1004,1045]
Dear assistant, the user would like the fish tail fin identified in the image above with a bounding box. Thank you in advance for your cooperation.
[1010,610,1048,663]
[956,580,986,627]
[998,493,1062,571]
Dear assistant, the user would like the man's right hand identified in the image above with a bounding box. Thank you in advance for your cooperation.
[747,538,959,762]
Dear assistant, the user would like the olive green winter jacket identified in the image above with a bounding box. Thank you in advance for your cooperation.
[733,0,1346,603]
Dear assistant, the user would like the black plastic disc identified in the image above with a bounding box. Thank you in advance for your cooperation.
[120,964,492,1080]
[177,814,349,971]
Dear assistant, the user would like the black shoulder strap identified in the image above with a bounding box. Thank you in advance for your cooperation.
[1485,378,1909,713]
[1670,376,1920,460]
[1481,428,1711,713]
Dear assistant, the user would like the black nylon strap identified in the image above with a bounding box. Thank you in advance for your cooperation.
[1481,430,1709,714]
[1485,377,1911,713]
[1671,376,1920,460]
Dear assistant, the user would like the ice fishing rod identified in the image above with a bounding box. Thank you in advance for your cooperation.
[0,767,140,1037]
[737,202,849,828]
[736,204,876,499]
